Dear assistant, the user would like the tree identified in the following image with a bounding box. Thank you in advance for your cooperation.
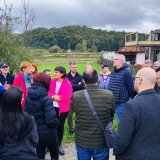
[82,40,87,52]
[49,45,61,53]
[0,0,33,73]
[20,0,36,46]
[75,43,82,52]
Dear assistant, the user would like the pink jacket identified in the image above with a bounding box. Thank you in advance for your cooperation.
[48,78,73,113]
[13,72,28,108]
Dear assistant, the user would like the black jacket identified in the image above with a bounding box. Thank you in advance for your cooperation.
[0,73,15,85]
[0,112,38,160]
[67,72,84,92]
[25,83,59,135]
[114,89,160,160]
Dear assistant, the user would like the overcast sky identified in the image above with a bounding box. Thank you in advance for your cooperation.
[2,0,160,33]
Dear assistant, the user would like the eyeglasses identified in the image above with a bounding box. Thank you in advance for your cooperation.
[113,58,122,61]
[133,76,142,81]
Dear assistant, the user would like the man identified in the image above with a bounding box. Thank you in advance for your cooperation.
[153,61,160,70]
[0,62,15,86]
[98,64,110,89]
[108,54,134,124]
[67,61,84,135]
[43,69,52,77]
[144,59,153,68]
[154,66,160,93]
[73,66,114,160]
[113,68,160,160]
[0,62,14,103]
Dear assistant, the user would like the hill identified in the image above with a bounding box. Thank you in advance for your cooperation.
[20,25,125,52]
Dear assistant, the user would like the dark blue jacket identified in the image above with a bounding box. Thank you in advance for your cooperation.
[67,72,84,92]
[108,64,134,104]
[113,89,160,160]
[0,73,15,85]
[25,83,59,135]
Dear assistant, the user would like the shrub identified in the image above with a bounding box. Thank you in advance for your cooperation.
[48,45,61,53]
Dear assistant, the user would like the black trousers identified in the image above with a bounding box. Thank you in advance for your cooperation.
[55,107,68,145]
[36,131,59,160]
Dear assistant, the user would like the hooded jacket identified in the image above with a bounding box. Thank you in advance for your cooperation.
[25,83,59,135]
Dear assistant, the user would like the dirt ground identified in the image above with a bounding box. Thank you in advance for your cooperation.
[46,143,115,160]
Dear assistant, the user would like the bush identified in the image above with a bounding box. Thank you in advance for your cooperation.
[48,45,61,53]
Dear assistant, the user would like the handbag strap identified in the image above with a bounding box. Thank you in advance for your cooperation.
[84,89,105,132]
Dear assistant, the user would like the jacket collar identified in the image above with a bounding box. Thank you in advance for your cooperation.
[136,89,156,97]
[68,71,79,77]
[86,84,99,89]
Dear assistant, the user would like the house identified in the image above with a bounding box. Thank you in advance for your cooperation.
[117,46,145,64]
[117,29,160,64]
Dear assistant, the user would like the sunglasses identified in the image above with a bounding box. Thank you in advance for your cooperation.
[1,66,8,68]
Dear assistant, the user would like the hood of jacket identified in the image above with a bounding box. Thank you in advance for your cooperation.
[27,83,48,100]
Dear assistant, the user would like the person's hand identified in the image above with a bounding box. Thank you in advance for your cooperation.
[52,95,61,101]
[4,82,10,90]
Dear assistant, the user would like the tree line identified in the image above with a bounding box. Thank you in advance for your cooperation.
[19,25,126,52]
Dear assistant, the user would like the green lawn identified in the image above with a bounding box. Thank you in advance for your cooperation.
[38,61,102,76]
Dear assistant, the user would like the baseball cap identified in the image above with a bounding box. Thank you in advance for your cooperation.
[101,64,109,69]
[1,62,9,68]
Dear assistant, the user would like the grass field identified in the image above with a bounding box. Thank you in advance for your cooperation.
[33,50,118,143]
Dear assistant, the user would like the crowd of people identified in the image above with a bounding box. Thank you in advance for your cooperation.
[0,54,160,160]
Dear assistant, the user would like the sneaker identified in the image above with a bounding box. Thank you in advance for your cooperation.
[59,146,65,155]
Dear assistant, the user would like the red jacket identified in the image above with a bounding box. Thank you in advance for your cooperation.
[13,72,30,108]
[48,78,73,113]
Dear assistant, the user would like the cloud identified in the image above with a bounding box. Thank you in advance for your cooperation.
[3,0,160,33]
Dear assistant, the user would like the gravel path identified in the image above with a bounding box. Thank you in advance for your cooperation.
[46,143,115,160]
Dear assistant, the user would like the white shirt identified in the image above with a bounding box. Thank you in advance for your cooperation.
[53,81,62,108]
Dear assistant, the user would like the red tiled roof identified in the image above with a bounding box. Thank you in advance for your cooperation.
[117,46,144,53]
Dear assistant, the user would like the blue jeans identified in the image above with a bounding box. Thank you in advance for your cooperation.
[115,103,125,124]
[76,145,109,160]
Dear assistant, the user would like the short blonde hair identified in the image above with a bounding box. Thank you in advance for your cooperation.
[20,61,32,71]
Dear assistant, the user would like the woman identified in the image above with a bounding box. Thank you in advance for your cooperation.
[13,61,32,108]
[0,87,38,160]
[48,66,73,155]
[31,63,38,75]
[25,72,59,160]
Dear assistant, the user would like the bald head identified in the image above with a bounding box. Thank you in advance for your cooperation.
[134,68,156,93]
[137,68,156,85]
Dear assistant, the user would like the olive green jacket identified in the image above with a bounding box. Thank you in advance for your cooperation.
[73,84,115,149]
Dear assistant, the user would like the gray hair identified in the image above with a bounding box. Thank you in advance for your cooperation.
[69,61,76,66]
[144,59,153,64]
[116,54,126,63]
